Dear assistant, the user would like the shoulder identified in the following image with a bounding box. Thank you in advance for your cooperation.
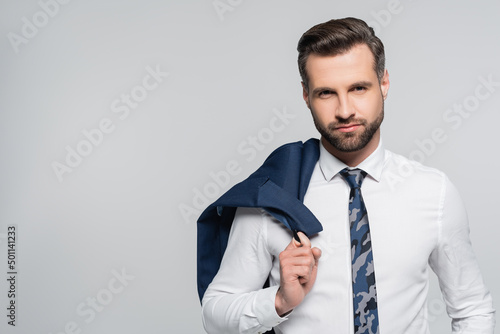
[381,150,451,195]
[265,138,319,160]
[248,138,320,183]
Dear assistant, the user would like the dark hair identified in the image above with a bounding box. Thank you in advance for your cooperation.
[297,17,385,90]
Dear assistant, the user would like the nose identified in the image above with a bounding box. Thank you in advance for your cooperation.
[335,94,355,120]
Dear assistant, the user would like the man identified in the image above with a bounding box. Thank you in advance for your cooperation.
[199,17,495,333]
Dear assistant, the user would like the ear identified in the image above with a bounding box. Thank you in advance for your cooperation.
[380,69,390,100]
[301,82,311,109]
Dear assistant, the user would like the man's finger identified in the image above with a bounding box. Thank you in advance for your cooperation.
[295,231,311,248]
[312,247,322,264]
[284,231,312,250]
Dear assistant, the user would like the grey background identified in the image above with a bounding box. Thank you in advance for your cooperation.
[0,0,499,333]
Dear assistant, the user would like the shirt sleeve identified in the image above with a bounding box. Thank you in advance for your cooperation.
[201,207,289,334]
[429,176,496,333]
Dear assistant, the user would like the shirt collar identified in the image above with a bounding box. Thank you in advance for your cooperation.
[318,138,385,182]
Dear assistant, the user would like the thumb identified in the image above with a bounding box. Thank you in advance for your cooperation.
[295,231,311,248]
[285,230,307,250]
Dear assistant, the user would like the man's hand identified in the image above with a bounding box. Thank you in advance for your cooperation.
[275,231,321,316]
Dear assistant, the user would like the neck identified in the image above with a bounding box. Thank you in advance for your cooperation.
[321,130,380,167]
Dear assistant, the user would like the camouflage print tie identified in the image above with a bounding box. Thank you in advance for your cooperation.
[340,168,379,334]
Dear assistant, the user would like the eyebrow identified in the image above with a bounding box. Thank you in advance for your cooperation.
[312,87,334,95]
[312,81,374,96]
[349,81,373,89]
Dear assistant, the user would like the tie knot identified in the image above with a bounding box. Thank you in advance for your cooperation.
[339,168,367,189]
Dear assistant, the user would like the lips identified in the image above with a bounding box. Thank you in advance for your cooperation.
[336,124,361,133]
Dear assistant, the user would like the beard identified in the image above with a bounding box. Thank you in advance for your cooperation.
[313,104,384,153]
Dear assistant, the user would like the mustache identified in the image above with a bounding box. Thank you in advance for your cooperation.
[327,117,367,129]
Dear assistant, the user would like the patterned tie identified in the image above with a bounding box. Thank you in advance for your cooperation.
[339,168,379,334]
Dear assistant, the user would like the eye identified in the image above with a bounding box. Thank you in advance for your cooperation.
[318,90,334,98]
[353,86,367,93]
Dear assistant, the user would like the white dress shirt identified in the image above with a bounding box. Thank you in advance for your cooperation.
[201,139,495,333]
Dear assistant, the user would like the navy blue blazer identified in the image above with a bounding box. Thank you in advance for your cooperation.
[197,138,324,302]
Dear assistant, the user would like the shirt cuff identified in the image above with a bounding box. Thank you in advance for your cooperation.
[254,285,289,329]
